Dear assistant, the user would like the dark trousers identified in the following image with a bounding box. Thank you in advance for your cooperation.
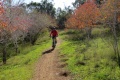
[52,36,57,47]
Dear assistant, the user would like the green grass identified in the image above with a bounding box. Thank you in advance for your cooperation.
[0,32,51,80]
[59,28,120,80]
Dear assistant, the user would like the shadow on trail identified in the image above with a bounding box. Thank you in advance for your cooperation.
[42,48,54,55]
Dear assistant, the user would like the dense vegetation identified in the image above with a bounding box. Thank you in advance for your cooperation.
[66,0,120,65]
[0,0,56,64]
[59,28,120,80]
[58,0,120,79]
[0,0,120,80]
[0,31,51,80]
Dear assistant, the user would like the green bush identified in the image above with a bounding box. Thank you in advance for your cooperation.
[59,28,120,80]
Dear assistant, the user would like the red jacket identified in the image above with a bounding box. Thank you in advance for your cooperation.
[50,30,58,37]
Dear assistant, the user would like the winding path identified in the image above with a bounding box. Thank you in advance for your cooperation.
[32,38,70,80]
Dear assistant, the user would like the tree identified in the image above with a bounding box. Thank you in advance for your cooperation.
[0,0,11,64]
[27,0,56,17]
[73,0,105,8]
[26,11,55,45]
[100,0,120,65]
[0,0,56,64]
[56,7,73,29]
[72,0,86,8]
[0,0,35,64]
[66,0,100,39]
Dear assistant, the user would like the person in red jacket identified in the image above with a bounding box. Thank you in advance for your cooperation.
[50,27,58,48]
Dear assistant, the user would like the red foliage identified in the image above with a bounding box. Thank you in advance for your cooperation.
[0,5,32,33]
[100,0,120,24]
[66,0,100,29]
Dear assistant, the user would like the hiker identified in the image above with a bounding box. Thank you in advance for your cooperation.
[50,27,58,48]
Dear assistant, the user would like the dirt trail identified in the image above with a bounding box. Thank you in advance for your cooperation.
[32,38,71,80]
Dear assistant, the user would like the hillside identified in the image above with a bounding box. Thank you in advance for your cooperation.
[59,28,120,80]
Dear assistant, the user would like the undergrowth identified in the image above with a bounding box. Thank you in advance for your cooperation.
[0,30,51,80]
[59,28,120,80]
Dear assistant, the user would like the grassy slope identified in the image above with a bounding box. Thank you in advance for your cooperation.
[59,28,120,80]
[0,31,51,80]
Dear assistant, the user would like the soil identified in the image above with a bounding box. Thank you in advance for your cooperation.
[32,38,71,80]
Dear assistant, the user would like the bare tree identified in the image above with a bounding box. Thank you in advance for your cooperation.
[100,0,120,65]
[0,0,27,64]
[27,11,56,45]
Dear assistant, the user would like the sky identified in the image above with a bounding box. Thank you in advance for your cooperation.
[24,0,75,9]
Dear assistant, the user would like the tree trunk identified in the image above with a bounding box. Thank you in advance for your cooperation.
[14,42,18,54]
[112,25,120,66]
[15,47,18,53]
[3,47,7,64]
[112,1,120,66]
[31,38,35,45]
[86,27,92,40]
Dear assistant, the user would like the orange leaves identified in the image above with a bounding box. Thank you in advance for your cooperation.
[0,1,5,29]
[66,15,78,28]
[0,21,7,28]
[0,1,4,14]
[100,0,120,24]
[66,0,120,29]
[0,22,7,27]
[66,1,100,29]
[0,7,4,14]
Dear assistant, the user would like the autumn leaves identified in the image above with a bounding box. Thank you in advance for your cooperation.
[67,1,100,29]
[66,0,120,65]
[66,0,120,30]
[0,0,54,64]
